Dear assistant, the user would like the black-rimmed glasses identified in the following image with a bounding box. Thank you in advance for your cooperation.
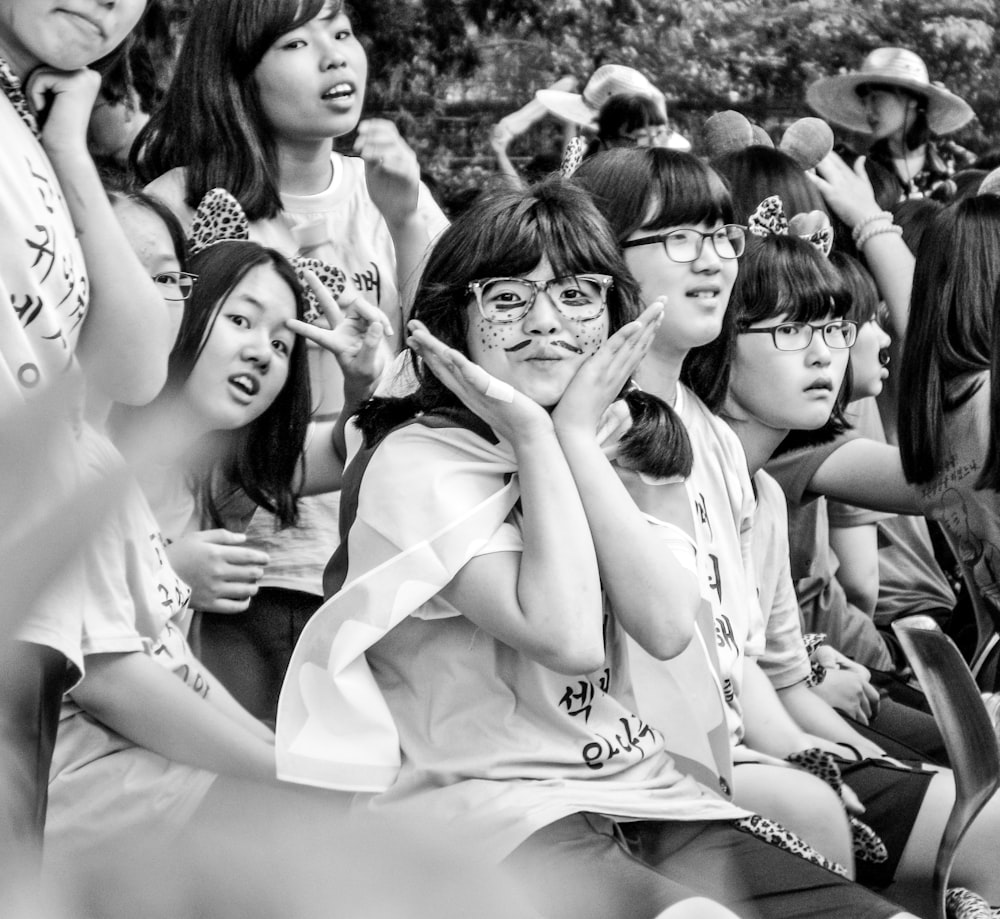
[621,225,747,263]
[467,274,613,324]
[740,319,859,352]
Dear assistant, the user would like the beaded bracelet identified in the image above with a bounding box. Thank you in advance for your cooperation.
[856,222,903,249]
[851,210,894,244]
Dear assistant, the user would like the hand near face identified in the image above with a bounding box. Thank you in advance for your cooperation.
[551,300,664,439]
[406,319,554,445]
[25,66,101,157]
[355,118,421,227]
[287,269,391,405]
[808,152,884,229]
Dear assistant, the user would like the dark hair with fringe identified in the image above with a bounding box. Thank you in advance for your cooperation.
[361,175,691,479]
[898,196,1000,486]
[685,234,853,451]
[166,241,312,526]
[585,94,667,158]
[574,146,735,241]
[131,0,335,220]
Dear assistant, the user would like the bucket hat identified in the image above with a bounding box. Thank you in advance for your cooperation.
[536,64,691,150]
[806,47,974,136]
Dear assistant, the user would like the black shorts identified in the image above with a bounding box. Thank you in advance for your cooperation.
[504,813,902,919]
[840,757,935,888]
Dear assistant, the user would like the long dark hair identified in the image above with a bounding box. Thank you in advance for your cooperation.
[898,197,1000,485]
[685,234,853,449]
[363,176,691,478]
[168,241,312,526]
[131,0,333,220]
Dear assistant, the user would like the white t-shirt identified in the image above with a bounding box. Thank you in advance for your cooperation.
[753,470,812,690]
[674,385,765,743]
[0,88,91,669]
[46,429,215,860]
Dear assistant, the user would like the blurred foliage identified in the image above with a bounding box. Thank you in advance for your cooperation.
[163,0,1000,200]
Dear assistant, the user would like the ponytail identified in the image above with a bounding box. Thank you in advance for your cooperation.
[618,389,693,480]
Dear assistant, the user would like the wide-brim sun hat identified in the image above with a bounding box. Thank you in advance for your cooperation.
[535,63,691,151]
[806,47,974,136]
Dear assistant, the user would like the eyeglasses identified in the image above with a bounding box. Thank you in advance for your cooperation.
[621,225,747,263]
[467,274,613,324]
[152,271,198,301]
[740,319,859,352]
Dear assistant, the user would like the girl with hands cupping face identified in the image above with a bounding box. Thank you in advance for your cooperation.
[277,178,913,919]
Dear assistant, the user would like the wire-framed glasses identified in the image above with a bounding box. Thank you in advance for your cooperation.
[152,271,199,301]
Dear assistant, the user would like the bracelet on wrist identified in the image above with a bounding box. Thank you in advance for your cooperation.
[851,210,894,243]
[856,223,903,249]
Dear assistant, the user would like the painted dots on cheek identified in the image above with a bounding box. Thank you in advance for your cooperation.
[575,323,607,354]
[474,314,509,351]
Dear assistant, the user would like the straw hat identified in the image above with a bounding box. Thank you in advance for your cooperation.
[535,64,691,150]
[806,47,974,136]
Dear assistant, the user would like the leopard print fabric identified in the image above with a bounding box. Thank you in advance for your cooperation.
[0,56,39,137]
[189,187,349,324]
[733,814,848,878]
[786,748,888,865]
[188,188,251,255]
[946,886,1000,918]
[560,136,587,178]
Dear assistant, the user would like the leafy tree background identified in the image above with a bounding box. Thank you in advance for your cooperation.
[347,0,998,201]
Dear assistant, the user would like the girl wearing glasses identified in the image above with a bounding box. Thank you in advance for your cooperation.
[575,148,866,869]
[131,0,448,725]
[277,177,910,919]
[685,229,1000,911]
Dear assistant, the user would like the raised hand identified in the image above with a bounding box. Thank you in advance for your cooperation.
[354,118,421,228]
[287,269,391,404]
[552,299,664,438]
[165,530,269,614]
[808,151,884,230]
[25,66,101,157]
[406,319,553,445]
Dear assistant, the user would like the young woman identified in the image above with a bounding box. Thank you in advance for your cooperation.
[574,147,861,869]
[0,0,170,873]
[806,47,976,201]
[280,174,912,919]
[131,0,447,722]
[686,227,1000,913]
[898,195,1000,653]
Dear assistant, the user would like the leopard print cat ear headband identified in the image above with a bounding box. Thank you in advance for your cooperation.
[188,187,348,323]
[747,195,834,257]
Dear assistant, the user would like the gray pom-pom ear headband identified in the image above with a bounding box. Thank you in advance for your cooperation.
[701,110,834,171]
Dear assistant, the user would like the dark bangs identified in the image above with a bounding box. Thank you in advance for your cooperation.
[830,251,879,324]
[237,0,330,74]
[414,176,640,349]
[575,148,734,241]
[734,235,848,327]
